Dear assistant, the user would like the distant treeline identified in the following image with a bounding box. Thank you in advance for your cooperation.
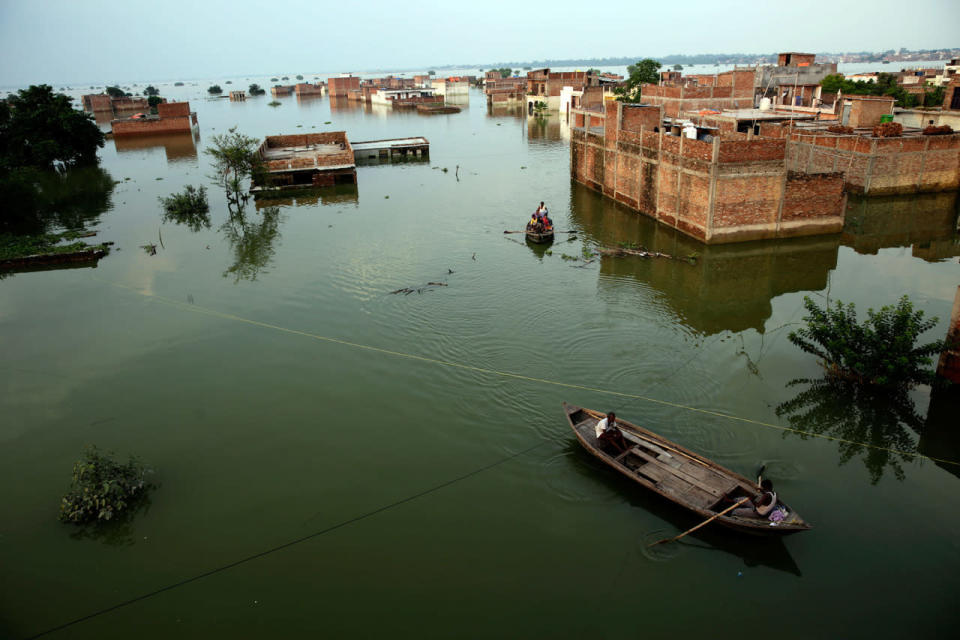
[423,47,960,71]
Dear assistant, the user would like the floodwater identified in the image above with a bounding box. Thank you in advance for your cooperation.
[1,82,959,639]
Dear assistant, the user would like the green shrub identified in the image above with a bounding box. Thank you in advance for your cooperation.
[59,446,150,524]
[788,295,949,387]
[208,85,223,94]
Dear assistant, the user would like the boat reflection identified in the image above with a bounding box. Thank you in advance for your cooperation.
[775,377,923,484]
[570,184,839,336]
[113,132,198,163]
[563,441,802,576]
[843,192,960,261]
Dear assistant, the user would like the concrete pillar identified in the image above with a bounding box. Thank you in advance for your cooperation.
[937,285,960,384]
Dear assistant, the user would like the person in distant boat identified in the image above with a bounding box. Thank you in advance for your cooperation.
[537,201,548,216]
[595,411,628,454]
[529,211,543,232]
[541,210,553,231]
[730,479,777,519]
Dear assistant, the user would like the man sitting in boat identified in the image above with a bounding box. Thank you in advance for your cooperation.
[595,411,628,454]
[730,479,777,519]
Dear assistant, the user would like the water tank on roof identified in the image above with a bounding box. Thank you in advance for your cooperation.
[760,97,772,111]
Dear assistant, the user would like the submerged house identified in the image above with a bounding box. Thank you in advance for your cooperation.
[255,132,357,190]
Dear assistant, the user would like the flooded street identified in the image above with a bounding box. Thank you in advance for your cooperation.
[2,78,959,638]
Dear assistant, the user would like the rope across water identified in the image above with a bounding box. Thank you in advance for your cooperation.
[94,277,960,468]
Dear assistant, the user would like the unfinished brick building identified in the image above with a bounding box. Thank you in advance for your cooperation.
[255,132,356,189]
[570,101,845,244]
[640,70,755,117]
[295,83,323,97]
[327,76,361,97]
[111,102,198,138]
[485,76,527,106]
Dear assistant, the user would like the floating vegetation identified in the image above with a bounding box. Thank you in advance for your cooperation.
[268,100,281,107]
[141,243,157,256]
[390,282,448,295]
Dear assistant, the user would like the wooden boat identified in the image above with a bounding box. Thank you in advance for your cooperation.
[525,223,554,244]
[564,403,811,535]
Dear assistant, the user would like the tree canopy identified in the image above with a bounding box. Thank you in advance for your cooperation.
[208,85,223,94]
[104,85,128,98]
[0,85,104,171]
[820,73,943,108]
[249,84,265,96]
[616,59,662,102]
[788,295,950,387]
[143,85,159,96]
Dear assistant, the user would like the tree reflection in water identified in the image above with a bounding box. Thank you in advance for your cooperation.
[220,204,282,283]
[775,378,922,484]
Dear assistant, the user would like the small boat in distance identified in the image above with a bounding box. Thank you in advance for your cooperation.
[563,403,811,535]
[525,223,554,244]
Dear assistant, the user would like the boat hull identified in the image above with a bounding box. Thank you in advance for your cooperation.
[564,402,811,536]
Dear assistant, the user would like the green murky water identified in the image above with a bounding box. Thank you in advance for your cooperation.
[1,84,959,638]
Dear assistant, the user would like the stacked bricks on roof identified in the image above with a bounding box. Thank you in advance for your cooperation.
[569,99,846,244]
[872,122,903,137]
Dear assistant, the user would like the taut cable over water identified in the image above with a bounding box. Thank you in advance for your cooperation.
[93,275,960,469]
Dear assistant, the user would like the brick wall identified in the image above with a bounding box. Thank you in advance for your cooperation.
[112,116,192,137]
[570,100,845,244]
[787,131,960,194]
[328,76,360,96]
[937,286,960,383]
[846,96,894,128]
[943,78,960,111]
[157,102,190,117]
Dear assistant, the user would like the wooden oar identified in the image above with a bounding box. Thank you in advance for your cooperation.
[648,498,750,547]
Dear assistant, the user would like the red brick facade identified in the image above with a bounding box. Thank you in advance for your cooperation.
[328,76,361,96]
[570,101,845,244]
[111,101,196,138]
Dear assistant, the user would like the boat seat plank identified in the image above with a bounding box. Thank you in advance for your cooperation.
[630,447,737,498]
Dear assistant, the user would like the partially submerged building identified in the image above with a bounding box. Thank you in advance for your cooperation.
[485,75,527,106]
[255,132,356,189]
[370,88,440,107]
[432,77,469,97]
[82,94,150,116]
[111,101,198,137]
[328,75,361,97]
[295,82,324,97]
[271,85,294,97]
[570,100,845,244]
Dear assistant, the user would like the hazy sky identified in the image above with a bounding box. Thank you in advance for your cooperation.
[1,0,957,85]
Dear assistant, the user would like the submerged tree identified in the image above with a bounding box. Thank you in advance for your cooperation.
[208,84,223,94]
[205,127,264,208]
[615,58,662,102]
[788,295,949,387]
[142,85,159,96]
[60,446,151,524]
[105,85,129,98]
[248,83,266,96]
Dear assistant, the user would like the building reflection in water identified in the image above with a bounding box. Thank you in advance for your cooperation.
[570,183,839,336]
[486,103,525,121]
[254,184,359,210]
[526,115,564,143]
[842,192,960,261]
[113,132,199,163]
[919,385,960,480]
[329,96,360,112]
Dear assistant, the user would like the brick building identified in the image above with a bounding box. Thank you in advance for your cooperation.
[294,83,323,97]
[111,101,198,138]
[271,85,294,97]
[570,100,845,244]
[255,132,356,189]
[328,76,361,97]
[944,76,960,111]
[640,70,755,117]
[485,76,527,106]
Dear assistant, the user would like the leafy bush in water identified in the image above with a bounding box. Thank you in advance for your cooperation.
[788,295,949,387]
[59,446,150,524]
[208,85,223,94]
[248,84,265,96]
